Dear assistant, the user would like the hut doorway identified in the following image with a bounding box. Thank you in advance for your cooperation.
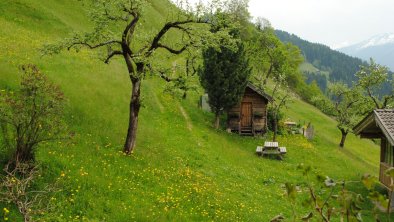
[241,102,252,128]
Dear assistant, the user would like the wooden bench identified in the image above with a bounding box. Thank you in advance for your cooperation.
[256,146,263,156]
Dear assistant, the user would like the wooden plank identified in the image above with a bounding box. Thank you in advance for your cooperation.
[256,146,263,155]
[262,149,280,155]
[380,162,393,190]
[264,141,278,148]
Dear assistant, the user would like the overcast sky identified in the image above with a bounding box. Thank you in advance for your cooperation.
[184,0,394,49]
[247,0,394,49]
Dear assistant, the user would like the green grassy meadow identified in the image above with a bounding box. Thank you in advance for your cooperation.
[0,0,389,221]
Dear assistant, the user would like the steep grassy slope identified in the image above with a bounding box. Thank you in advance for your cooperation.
[0,0,389,221]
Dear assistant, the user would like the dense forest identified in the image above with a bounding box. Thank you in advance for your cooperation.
[276,30,394,95]
[275,30,366,86]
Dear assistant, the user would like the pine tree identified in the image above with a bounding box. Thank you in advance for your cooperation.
[199,42,251,128]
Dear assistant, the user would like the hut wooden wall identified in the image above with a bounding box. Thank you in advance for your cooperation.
[228,87,268,132]
[229,88,267,113]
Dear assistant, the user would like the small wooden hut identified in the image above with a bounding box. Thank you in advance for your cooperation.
[353,109,394,189]
[227,83,272,136]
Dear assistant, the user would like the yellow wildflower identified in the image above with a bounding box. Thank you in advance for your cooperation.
[3,208,9,213]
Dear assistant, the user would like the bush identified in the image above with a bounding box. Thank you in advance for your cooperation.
[0,64,65,164]
[267,108,285,135]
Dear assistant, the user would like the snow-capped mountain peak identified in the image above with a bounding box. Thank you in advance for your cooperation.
[359,33,394,49]
[337,33,394,71]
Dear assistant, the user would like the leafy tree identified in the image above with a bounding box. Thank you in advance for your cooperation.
[272,164,392,222]
[267,73,291,142]
[250,21,302,141]
[328,83,364,148]
[199,18,251,128]
[251,25,303,88]
[356,58,394,109]
[0,64,65,164]
[225,0,253,40]
[252,27,285,87]
[250,25,332,117]
[44,0,227,154]
[310,95,336,116]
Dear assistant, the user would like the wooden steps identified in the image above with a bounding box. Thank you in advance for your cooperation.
[240,127,253,136]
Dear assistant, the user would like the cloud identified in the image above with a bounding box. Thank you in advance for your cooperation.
[248,0,394,47]
[178,0,394,47]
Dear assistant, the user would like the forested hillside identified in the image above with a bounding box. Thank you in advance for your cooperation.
[275,30,366,88]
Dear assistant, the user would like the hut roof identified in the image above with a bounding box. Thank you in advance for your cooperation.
[353,109,394,146]
[246,83,273,102]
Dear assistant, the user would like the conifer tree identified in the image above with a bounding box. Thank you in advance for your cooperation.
[199,38,251,129]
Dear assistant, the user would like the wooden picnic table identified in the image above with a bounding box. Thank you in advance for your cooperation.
[256,141,287,160]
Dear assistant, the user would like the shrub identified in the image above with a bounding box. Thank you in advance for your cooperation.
[0,64,65,164]
[267,108,285,135]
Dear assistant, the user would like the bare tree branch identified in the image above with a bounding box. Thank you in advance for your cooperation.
[104,8,129,21]
[122,15,139,47]
[146,20,205,56]
[67,40,122,51]
[156,43,189,54]
[121,1,138,17]
[158,70,173,82]
[105,50,123,64]
[366,87,381,109]
[186,55,198,77]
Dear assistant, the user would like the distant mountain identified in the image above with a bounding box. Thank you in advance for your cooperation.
[338,33,394,71]
[275,30,366,90]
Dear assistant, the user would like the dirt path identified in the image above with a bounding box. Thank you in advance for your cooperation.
[154,93,164,113]
[179,104,193,131]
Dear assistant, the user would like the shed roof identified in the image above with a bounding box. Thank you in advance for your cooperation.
[353,109,394,146]
[246,83,273,102]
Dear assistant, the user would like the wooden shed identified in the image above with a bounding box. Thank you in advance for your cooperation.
[227,83,272,136]
[353,109,394,190]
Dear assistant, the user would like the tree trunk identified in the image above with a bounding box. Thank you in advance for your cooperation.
[272,115,278,142]
[339,128,348,148]
[123,79,141,154]
[263,64,273,85]
[214,113,220,129]
[14,142,34,164]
